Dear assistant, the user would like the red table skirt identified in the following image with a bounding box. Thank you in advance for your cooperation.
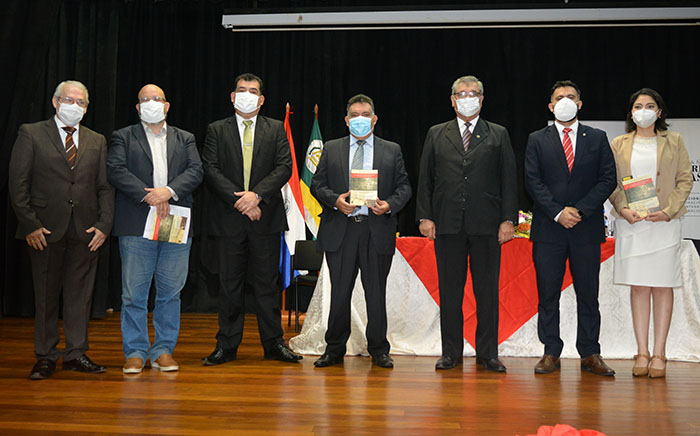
[396,237,616,347]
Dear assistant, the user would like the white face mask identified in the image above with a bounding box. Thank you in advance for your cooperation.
[632,108,658,129]
[57,103,85,127]
[234,92,260,114]
[139,100,166,124]
[456,97,481,118]
[553,97,579,123]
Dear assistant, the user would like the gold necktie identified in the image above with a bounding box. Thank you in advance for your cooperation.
[242,120,253,190]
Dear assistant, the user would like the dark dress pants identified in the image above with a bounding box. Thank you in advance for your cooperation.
[216,228,283,352]
[532,239,602,358]
[324,219,393,357]
[28,215,99,362]
[434,232,501,359]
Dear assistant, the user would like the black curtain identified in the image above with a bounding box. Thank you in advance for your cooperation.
[2,0,699,316]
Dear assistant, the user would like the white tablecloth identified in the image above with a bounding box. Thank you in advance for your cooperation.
[289,240,700,362]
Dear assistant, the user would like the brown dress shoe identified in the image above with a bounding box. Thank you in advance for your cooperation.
[581,354,615,376]
[534,354,561,374]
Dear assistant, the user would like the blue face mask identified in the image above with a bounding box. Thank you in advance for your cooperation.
[348,116,372,137]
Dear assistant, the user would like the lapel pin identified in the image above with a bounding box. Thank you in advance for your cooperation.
[476,135,481,138]
[583,133,587,136]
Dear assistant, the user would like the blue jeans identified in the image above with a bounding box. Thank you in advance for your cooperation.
[119,236,191,362]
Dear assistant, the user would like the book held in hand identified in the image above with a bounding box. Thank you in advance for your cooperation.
[143,205,191,244]
[622,175,660,218]
[350,169,378,207]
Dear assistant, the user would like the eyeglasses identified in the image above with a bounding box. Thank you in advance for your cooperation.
[453,90,482,99]
[139,96,166,103]
[57,96,88,107]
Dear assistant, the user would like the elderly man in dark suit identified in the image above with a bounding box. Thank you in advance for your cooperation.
[108,84,203,374]
[311,94,412,368]
[417,75,518,372]
[9,80,114,380]
[201,73,301,365]
[525,80,617,376]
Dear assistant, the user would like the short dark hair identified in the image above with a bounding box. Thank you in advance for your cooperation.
[625,88,669,133]
[346,94,375,116]
[550,80,581,101]
[234,73,263,93]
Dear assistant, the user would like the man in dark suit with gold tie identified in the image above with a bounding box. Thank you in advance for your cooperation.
[525,80,617,376]
[416,75,518,372]
[9,80,114,379]
[311,94,412,368]
[201,73,302,364]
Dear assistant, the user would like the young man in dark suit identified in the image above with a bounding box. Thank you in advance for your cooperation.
[416,76,518,372]
[108,84,203,374]
[311,94,411,368]
[9,80,114,379]
[524,80,617,376]
[201,73,302,365]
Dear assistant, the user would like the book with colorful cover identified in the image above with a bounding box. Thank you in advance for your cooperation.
[622,176,660,218]
[143,205,191,244]
[350,169,378,207]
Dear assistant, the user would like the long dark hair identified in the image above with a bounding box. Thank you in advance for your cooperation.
[625,88,669,133]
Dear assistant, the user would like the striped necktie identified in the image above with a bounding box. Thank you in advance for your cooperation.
[62,126,77,170]
[562,127,574,172]
[462,122,472,152]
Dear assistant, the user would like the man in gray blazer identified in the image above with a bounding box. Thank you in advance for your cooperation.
[417,76,518,372]
[108,84,203,374]
[9,80,114,380]
[201,73,302,364]
[311,94,412,368]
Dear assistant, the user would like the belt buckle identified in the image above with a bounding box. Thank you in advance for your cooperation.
[351,215,368,223]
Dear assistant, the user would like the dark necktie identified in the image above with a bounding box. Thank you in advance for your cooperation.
[462,122,472,152]
[62,126,77,170]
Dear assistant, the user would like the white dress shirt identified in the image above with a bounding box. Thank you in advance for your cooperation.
[235,113,258,152]
[142,122,177,200]
[348,134,374,217]
[553,119,580,222]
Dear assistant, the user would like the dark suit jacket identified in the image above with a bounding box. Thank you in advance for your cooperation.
[8,117,114,242]
[202,115,292,236]
[524,123,617,244]
[107,123,204,236]
[416,118,518,236]
[311,135,412,255]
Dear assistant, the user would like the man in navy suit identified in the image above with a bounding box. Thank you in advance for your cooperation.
[108,84,203,374]
[524,80,617,376]
[311,94,411,368]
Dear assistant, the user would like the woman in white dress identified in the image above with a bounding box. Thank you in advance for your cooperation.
[609,88,693,378]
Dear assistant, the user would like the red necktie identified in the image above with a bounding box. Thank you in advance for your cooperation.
[562,127,574,172]
[62,126,77,170]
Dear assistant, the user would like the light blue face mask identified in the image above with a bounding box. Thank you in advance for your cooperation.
[348,116,372,137]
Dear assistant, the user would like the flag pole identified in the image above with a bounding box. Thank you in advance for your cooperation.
[314,104,318,120]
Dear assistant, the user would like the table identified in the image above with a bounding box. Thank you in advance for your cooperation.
[289,238,700,362]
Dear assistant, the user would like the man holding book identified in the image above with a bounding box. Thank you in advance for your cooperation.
[107,84,203,374]
[311,94,411,368]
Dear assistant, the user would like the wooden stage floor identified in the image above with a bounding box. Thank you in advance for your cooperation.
[0,313,698,435]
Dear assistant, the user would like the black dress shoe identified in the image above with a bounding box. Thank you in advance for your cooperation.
[29,359,56,380]
[435,356,463,370]
[372,353,394,368]
[63,355,106,374]
[202,347,237,366]
[264,343,303,363]
[314,352,344,367]
[476,356,507,373]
